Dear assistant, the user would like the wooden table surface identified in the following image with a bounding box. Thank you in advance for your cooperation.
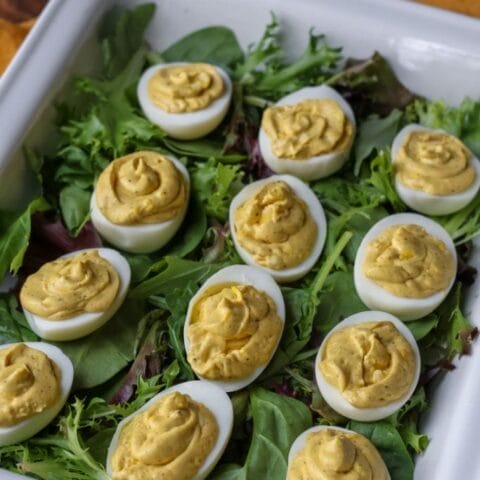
[413,0,480,17]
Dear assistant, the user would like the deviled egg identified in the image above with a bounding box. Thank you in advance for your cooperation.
[354,213,457,321]
[0,342,73,446]
[392,124,480,215]
[287,425,390,480]
[315,311,420,422]
[137,62,232,139]
[91,151,190,254]
[184,265,285,392]
[20,248,131,341]
[258,85,356,180]
[106,381,233,480]
[229,175,327,283]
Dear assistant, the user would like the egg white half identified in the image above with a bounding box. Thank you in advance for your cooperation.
[287,425,391,480]
[137,62,233,140]
[354,213,457,321]
[90,155,190,254]
[184,265,285,392]
[229,174,327,283]
[106,381,233,480]
[315,311,421,422]
[22,248,131,341]
[0,342,73,446]
[258,85,356,181]
[392,124,480,215]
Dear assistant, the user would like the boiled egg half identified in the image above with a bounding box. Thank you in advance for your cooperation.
[229,174,327,283]
[392,124,480,215]
[0,342,73,446]
[20,248,131,341]
[106,381,233,480]
[354,213,457,321]
[287,425,390,480]
[315,311,421,422]
[184,265,285,392]
[90,151,190,254]
[137,62,232,139]
[258,85,356,180]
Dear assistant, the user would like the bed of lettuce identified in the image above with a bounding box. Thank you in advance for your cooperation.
[1,4,480,479]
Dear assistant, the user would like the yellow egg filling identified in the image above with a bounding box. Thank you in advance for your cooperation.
[362,224,455,298]
[95,151,187,225]
[20,250,119,321]
[288,428,389,480]
[147,63,224,113]
[0,344,60,427]
[319,321,416,408]
[261,98,353,160]
[234,181,317,269]
[395,130,475,195]
[110,392,218,480]
[187,283,282,380]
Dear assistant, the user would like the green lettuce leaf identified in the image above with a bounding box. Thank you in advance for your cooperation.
[191,159,244,221]
[0,296,39,343]
[211,388,312,479]
[161,26,244,71]
[349,421,414,480]
[0,196,50,281]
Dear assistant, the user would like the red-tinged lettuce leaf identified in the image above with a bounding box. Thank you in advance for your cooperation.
[109,309,169,405]
[22,213,102,276]
[330,52,418,117]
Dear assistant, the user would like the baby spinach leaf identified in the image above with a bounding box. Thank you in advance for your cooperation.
[130,256,225,299]
[0,295,39,344]
[407,314,439,341]
[164,194,207,258]
[55,299,145,390]
[354,109,403,175]
[0,196,50,281]
[315,271,366,335]
[59,184,91,235]
[100,3,156,79]
[162,26,244,70]
[212,388,312,479]
[349,421,414,480]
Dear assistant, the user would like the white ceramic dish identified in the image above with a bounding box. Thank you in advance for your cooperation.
[0,1,479,479]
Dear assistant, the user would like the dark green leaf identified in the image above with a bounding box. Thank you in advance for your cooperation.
[407,314,439,341]
[212,388,312,479]
[100,3,156,79]
[315,271,366,335]
[130,256,225,299]
[349,421,414,480]
[0,197,50,280]
[0,295,39,344]
[162,26,244,70]
[59,185,92,234]
[354,109,403,175]
[164,194,207,258]
[55,299,145,390]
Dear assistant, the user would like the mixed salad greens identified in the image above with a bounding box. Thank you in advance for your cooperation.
[1,4,480,479]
